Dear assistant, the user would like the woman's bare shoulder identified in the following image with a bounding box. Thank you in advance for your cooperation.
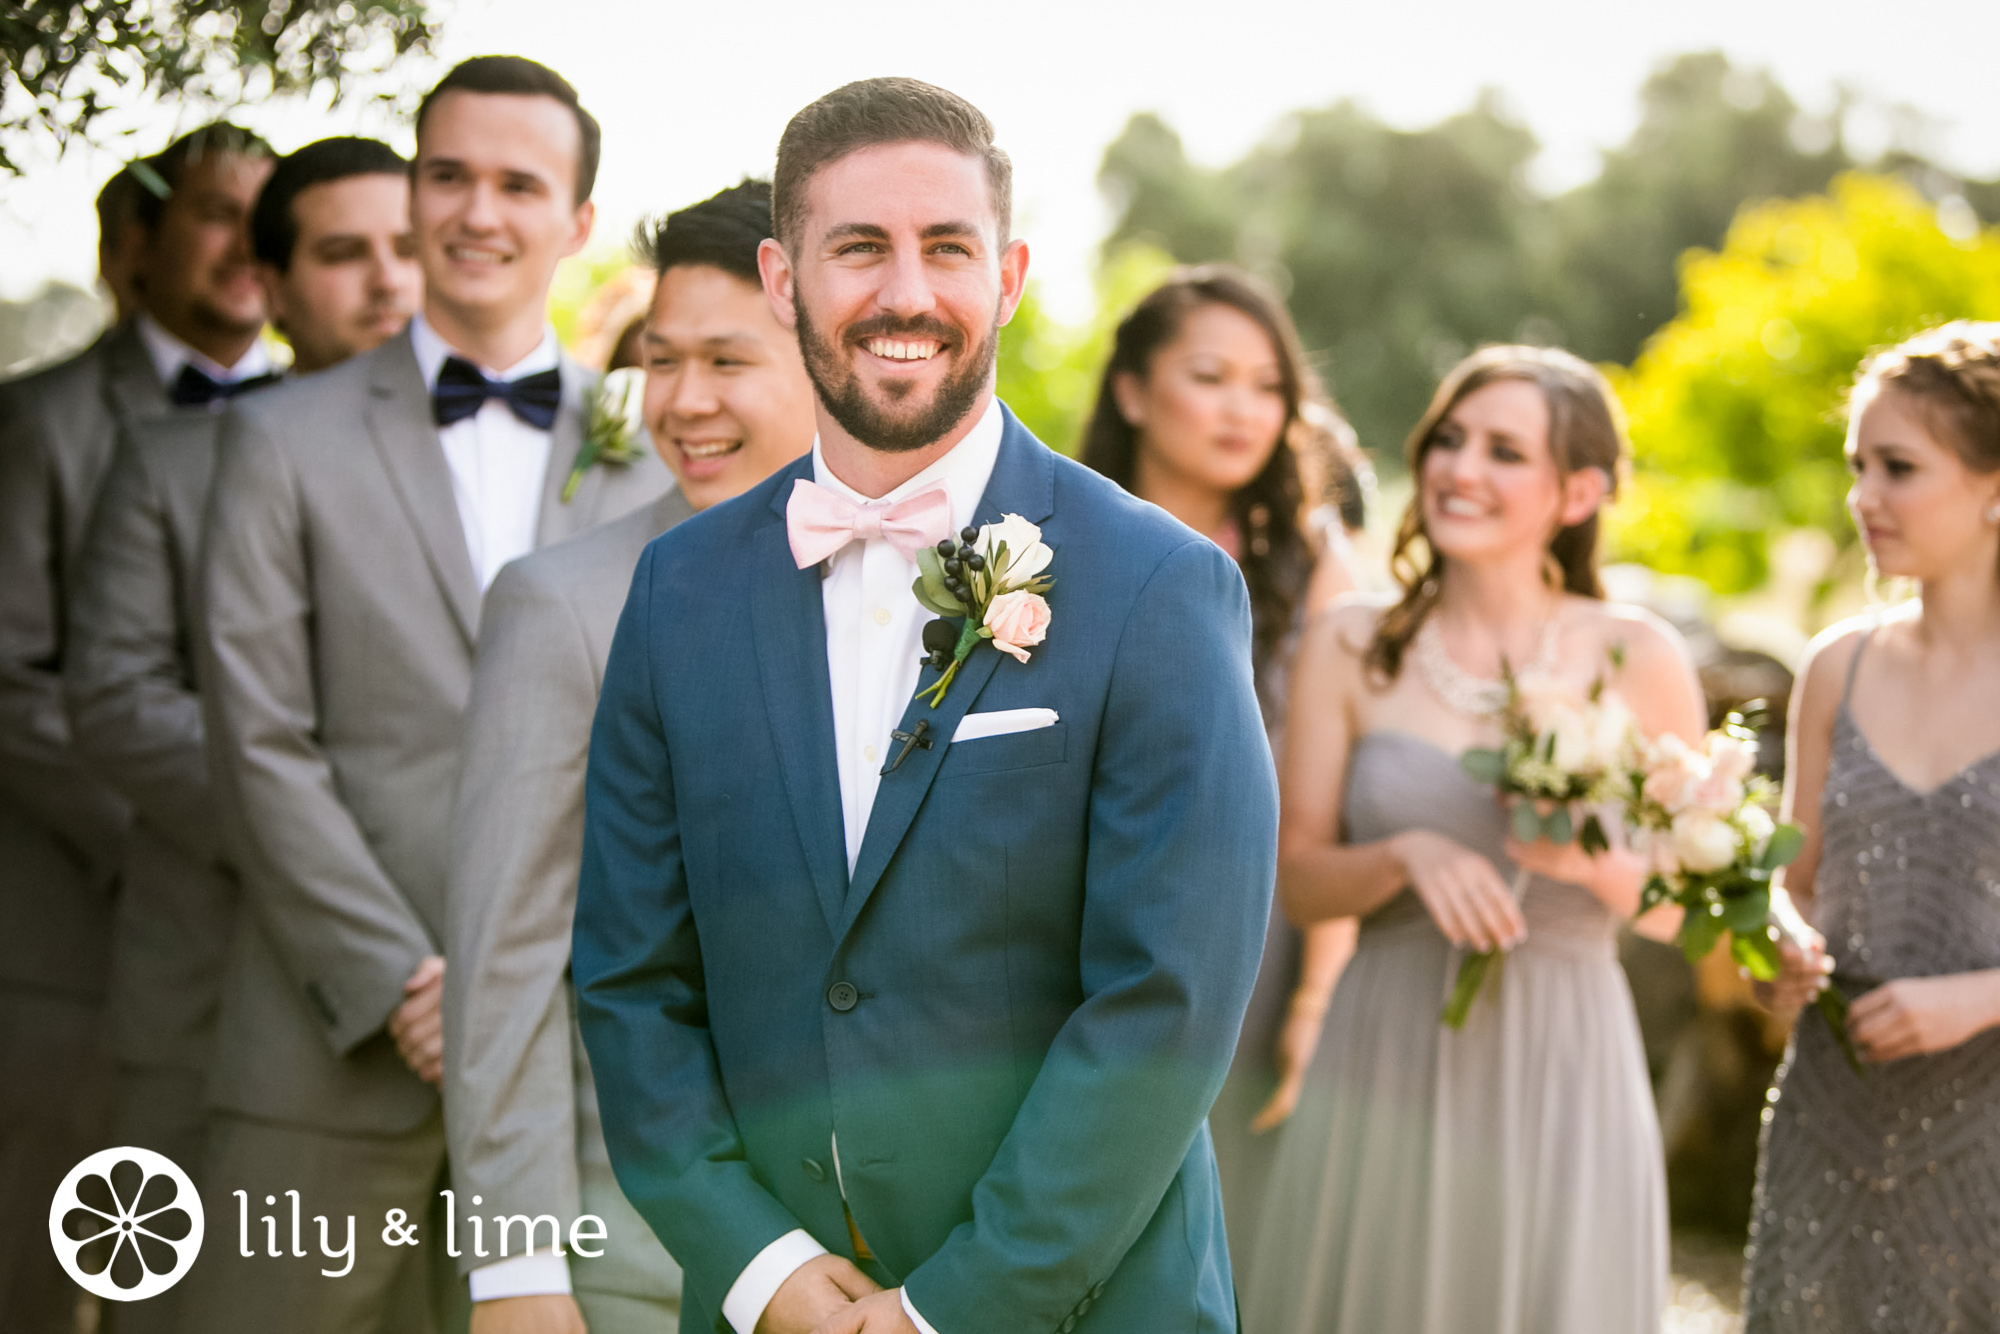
[1574,598,1691,673]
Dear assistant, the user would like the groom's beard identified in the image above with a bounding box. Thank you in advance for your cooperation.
[795,300,999,454]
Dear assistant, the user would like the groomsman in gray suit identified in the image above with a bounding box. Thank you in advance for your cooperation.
[444,180,815,1334]
[0,120,271,1334]
[185,57,668,1334]
[64,135,421,1334]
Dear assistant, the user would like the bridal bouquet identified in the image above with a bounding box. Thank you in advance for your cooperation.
[1625,714,1862,1074]
[1447,661,1637,1028]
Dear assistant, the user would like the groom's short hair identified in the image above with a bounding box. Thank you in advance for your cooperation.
[636,180,773,286]
[773,78,1011,251]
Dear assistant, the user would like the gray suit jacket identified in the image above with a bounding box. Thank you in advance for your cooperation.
[66,405,238,1070]
[0,324,158,996]
[200,328,670,1133]
[443,487,692,1289]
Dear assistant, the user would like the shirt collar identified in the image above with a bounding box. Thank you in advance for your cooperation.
[409,310,561,391]
[809,396,1005,538]
[135,312,274,386]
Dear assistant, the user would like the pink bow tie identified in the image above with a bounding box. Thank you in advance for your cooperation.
[786,478,954,568]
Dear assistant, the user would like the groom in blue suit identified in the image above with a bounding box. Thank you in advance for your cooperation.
[574,78,1277,1334]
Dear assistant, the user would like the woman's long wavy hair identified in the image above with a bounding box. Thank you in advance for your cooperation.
[1080,265,1358,679]
[1365,344,1628,683]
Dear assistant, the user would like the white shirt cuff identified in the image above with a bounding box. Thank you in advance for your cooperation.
[901,1287,942,1334]
[722,1229,828,1334]
[468,1249,572,1301]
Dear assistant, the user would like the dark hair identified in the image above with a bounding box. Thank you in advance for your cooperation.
[634,179,773,285]
[416,55,600,204]
[773,78,1010,249]
[1080,264,1357,685]
[1366,344,1627,682]
[132,122,273,230]
[250,137,408,272]
[95,167,142,241]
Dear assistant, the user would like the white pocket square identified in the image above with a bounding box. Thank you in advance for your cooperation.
[952,708,1059,743]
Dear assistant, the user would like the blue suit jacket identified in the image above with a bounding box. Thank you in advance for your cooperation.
[574,406,1277,1334]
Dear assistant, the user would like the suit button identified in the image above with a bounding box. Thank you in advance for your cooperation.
[1089,1282,1105,1299]
[827,982,859,1012]
[1059,1319,1077,1333]
[801,1159,827,1182]
[1076,1298,1093,1316]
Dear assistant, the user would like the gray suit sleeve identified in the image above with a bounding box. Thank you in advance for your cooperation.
[200,407,435,1054]
[67,431,219,866]
[443,556,593,1269]
[0,382,128,870]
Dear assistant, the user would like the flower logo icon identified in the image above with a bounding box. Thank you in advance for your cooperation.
[49,1147,204,1301]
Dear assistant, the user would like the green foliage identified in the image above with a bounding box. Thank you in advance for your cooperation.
[1094,51,1999,470]
[994,242,1177,455]
[2,0,440,174]
[1610,173,2000,591]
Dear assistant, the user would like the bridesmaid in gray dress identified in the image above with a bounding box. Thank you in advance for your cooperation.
[1746,323,2000,1332]
[1248,345,1706,1334]
[1077,265,1368,1274]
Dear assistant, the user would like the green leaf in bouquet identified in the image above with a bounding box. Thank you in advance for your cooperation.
[1578,813,1610,856]
[1542,804,1574,845]
[910,576,964,619]
[1729,928,1781,981]
[1511,800,1543,844]
[1719,887,1773,937]
[1758,822,1805,871]
[1680,903,1727,964]
[1460,748,1507,785]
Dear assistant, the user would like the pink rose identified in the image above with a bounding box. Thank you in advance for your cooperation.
[1641,734,1704,812]
[984,590,1051,664]
[1704,734,1756,785]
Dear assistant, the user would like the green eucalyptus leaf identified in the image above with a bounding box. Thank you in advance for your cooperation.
[1680,906,1726,964]
[1460,748,1507,785]
[1511,800,1542,843]
[1578,813,1610,856]
[910,577,962,618]
[1543,804,1574,845]
[1730,930,1781,981]
[1760,822,1805,870]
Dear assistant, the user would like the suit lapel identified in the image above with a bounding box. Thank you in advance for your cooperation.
[98,322,166,422]
[751,458,850,934]
[535,354,598,547]
[365,332,482,645]
[836,407,1058,941]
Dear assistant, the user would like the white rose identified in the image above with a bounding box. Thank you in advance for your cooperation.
[1544,705,1597,775]
[1738,803,1776,852]
[1670,812,1740,873]
[601,366,647,434]
[981,513,1052,585]
[1587,694,1638,771]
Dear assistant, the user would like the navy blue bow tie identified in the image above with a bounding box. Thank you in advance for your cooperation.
[431,355,562,430]
[170,364,280,407]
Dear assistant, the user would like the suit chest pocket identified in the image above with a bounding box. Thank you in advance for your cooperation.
[938,722,1067,780]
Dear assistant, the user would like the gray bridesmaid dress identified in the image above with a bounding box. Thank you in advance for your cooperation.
[1242,732,1668,1334]
[1744,630,2000,1331]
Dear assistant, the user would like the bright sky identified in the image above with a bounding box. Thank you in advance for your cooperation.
[5,0,1999,320]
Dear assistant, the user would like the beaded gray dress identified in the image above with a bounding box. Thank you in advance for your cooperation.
[1745,632,2000,1332]
[1242,732,1668,1334]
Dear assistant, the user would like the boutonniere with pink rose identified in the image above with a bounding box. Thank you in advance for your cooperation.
[911,513,1055,708]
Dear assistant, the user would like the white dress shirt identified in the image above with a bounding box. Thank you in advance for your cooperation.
[135,312,275,395]
[409,312,557,592]
[720,398,1005,1334]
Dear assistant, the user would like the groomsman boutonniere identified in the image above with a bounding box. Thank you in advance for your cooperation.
[562,368,647,502]
[913,514,1055,708]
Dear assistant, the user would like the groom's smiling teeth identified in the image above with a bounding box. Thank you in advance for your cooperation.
[863,338,941,362]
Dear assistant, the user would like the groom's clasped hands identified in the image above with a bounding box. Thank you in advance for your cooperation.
[757,1256,915,1334]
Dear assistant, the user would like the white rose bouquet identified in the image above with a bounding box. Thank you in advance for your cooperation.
[1625,712,1861,1074]
[1448,660,1636,1028]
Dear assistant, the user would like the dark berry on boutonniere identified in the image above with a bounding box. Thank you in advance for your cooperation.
[910,515,1057,708]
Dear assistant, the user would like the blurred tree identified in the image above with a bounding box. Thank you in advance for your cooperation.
[1097,51,2000,466]
[996,242,1177,454]
[1,0,439,174]
[1100,95,1543,458]
[1609,173,2000,593]
[1543,52,1851,365]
